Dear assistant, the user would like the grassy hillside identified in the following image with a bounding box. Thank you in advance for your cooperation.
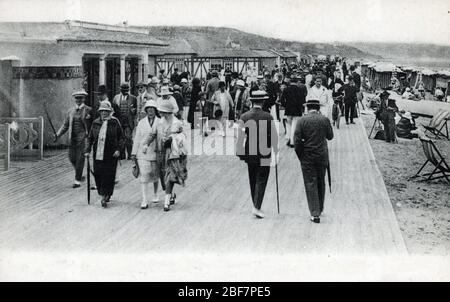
[138,26,380,59]
[348,42,450,68]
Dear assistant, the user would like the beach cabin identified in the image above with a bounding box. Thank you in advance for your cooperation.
[0,20,167,145]
[369,62,404,90]
[421,69,437,92]
[435,70,450,98]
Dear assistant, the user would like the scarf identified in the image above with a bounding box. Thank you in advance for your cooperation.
[95,118,110,161]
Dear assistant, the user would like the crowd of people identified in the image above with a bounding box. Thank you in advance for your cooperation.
[54,56,369,223]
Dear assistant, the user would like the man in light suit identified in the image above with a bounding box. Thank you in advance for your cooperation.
[236,90,279,219]
[55,90,92,188]
[307,77,330,117]
[113,82,137,159]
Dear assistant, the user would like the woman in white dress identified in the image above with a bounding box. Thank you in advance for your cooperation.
[211,81,234,136]
[131,100,161,209]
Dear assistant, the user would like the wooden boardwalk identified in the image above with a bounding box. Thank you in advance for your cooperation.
[0,117,407,256]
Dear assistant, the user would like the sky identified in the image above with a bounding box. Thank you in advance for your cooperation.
[0,0,449,45]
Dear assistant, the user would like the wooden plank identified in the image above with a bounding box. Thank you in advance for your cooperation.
[0,115,407,255]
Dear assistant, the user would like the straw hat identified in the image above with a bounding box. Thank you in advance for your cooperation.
[98,101,113,112]
[148,77,159,85]
[250,90,269,102]
[72,90,88,97]
[159,86,173,96]
[143,100,158,111]
[181,78,188,83]
[157,99,176,113]
[304,99,323,106]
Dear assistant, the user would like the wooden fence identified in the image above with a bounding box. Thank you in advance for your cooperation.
[0,123,11,171]
[0,117,44,161]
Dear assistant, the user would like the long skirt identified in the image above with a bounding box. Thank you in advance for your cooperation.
[93,159,118,197]
[165,155,188,185]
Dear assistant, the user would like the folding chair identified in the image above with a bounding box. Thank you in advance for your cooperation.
[409,137,450,182]
[421,110,450,140]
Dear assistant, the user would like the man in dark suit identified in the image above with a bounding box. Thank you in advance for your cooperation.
[280,75,306,147]
[55,90,92,188]
[343,76,358,125]
[294,99,333,223]
[261,72,277,114]
[350,65,364,111]
[113,82,137,159]
[236,90,279,219]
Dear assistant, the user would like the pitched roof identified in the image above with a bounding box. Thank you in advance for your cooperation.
[0,21,167,46]
[270,49,297,58]
[158,38,196,55]
[251,49,278,58]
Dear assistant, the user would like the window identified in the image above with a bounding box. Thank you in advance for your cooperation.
[210,59,223,71]
[174,59,185,72]
[224,59,233,71]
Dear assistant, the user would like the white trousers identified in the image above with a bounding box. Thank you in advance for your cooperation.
[285,116,301,145]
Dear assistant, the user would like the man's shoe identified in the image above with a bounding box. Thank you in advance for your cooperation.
[310,216,320,223]
[141,201,148,209]
[346,122,349,125]
[72,183,81,189]
[90,186,97,190]
[101,197,107,208]
[105,195,111,203]
[252,207,265,219]
[163,205,170,212]
[152,195,160,203]
[170,193,176,205]
[350,121,356,124]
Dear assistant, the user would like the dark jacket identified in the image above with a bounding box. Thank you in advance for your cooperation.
[56,105,92,143]
[262,80,278,112]
[236,107,279,164]
[343,84,358,104]
[280,83,305,116]
[86,117,125,161]
[352,72,361,92]
[294,111,334,165]
[112,93,137,129]
[377,97,398,121]
[188,85,202,125]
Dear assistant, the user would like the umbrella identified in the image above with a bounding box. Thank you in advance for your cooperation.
[327,162,331,193]
[86,155,90,205]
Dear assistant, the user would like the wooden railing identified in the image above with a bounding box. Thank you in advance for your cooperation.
[0,123,11,171]
[0,117,44,161]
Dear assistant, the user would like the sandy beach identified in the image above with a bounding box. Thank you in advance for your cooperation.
[360,108,450,255]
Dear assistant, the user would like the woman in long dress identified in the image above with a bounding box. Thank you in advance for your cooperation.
[85,101,124,208]
[143,100,188,212]
[131,100,161,209]
[211,81,234,136]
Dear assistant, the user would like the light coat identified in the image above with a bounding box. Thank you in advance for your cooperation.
[132,116,160,161]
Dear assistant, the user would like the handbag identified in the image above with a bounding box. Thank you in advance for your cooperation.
[132,159,140,178]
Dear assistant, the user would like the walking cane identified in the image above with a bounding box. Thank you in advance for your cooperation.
[327,162,331,193]
[275,154,280,214]
[43,103,58,141]
[86,155,91,205]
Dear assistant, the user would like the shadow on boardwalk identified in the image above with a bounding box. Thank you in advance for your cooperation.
[0,120,406,256]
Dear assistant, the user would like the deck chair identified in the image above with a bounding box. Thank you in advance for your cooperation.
[421,110,450,140]
[409,137,450,182]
